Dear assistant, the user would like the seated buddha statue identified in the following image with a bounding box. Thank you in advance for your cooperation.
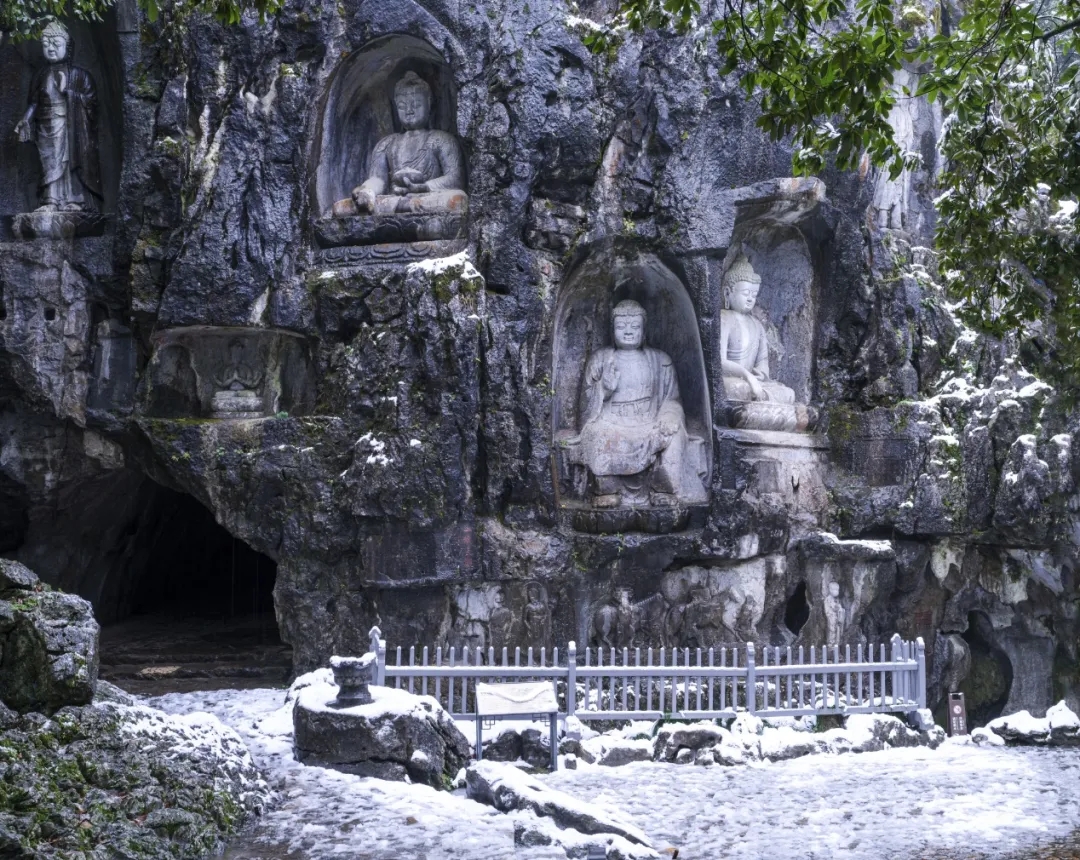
[719,255,815,432]
[211,341,264,419]
[330,72,467,222]
[560,300,708,508]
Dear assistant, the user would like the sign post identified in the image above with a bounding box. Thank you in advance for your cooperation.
[948,692,968,736]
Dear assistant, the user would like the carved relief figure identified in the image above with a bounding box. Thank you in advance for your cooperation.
[211,340,264,419]
[823,580,847,644]
[873,69,917,230]
[590,588,636,650]
[660,575,691,648]
[561,300,708,508]
[14,22,101,213]
[330,72,466,220]
[522,582,552,648]
[489,591,516,654]
[720,255,816,432]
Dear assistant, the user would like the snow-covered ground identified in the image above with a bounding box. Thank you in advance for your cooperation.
[148,688,1080,859]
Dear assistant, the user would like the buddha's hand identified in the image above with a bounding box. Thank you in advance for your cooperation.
[600,356,620,395]
[658,415,680,437]
[747,377,766,400]
[392,169,428,194]
[14,118,31,143]
[351,187,375,213]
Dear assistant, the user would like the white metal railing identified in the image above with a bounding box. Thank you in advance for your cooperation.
[366,627,926,721]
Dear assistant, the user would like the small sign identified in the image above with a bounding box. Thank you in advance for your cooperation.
[475,681,558,717]
[948,692,968,736]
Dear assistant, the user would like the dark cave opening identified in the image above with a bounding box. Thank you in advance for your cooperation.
[126,490,276,623]
[960,610,1014,727]
[89,483,290,693]
[784,581,810,636]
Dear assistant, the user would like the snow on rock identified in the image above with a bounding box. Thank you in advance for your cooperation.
[510,809,660,859]
[986,700,1080,746]
[147,687,1080,860]
[292,672,471,787]
[466,759,652,847]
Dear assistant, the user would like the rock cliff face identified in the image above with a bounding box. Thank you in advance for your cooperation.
[1,0,1077,724]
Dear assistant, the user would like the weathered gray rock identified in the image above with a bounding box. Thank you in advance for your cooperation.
[653,721,727,762]
[0,700,270,859]
[985,701,1080,746]
[0,560,99,715]
[466,759,651,846]
[292,672,470,788]
[0,0,1076,735]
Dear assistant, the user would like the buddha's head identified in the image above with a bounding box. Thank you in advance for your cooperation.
[393,72,433,131]
[41,21,70,64]
[722,254,762,314]
[827,581,841,599]
[612,300,646,350]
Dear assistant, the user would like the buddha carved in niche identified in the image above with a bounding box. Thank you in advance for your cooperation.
[11,22,102,238]
[211,340,264,419]
[720,255,816,432]
[329,72,467,227]
[561,300,708,508]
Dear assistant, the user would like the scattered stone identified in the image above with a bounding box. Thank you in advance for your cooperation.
[596,738,653,767]
[985,701,1080,746]
[466,759,651,846]
[292,670,470,788]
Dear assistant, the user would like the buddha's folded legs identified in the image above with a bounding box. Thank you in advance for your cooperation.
[722,376,796,404]
[379,191,468,215]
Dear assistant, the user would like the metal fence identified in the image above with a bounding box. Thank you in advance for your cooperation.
[367,627,926,721]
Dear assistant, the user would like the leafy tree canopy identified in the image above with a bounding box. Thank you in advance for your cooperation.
[592,0,1080,367]
[0,0,280,43]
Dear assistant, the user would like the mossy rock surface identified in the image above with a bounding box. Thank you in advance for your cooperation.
[0,698,271,859]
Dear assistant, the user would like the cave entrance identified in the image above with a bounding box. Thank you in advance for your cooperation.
[97,486,291,695]
[784,581,810,637]
[959,610,1013,727]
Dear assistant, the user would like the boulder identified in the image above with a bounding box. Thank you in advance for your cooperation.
[292,671,471,788]
[985,701,1080,746]
[596,738,653,767]
[653,720,727,762]
[0,560,99,714]
[0,700,270,858]
[510,810,660,860]
[466,759,651,847]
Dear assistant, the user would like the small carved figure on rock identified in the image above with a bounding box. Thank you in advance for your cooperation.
[561,300,708,508]
[331,72,466,220]
[489,591,516,654]
[11,22,102,238]
[660,575,691,649]
[211,340,264,419]
[822,580,848,644]
[873,69,917,230]
[522,582,552,649]
[720,255,816,432]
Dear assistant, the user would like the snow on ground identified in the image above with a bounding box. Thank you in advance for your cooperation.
[148,688,1080,860]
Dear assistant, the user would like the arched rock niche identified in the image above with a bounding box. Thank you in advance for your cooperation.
[141,327,315,419]
[553,249,712,533]
[0,17,123,237]
[715,181,834,423]
[312,35,459,220]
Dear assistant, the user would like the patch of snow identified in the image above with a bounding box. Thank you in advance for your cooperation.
[146,688,1080,859]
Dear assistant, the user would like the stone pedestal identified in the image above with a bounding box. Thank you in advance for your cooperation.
[717,427,830,521]
[210,389,264,420]
[12,211,107,240]
[292,672,470,788]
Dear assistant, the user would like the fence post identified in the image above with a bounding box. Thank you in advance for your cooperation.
[567,641,577,717]
[890,633,902,708]
[369,625,386,686]
[746,642,756,714]
[916,636,927,709]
